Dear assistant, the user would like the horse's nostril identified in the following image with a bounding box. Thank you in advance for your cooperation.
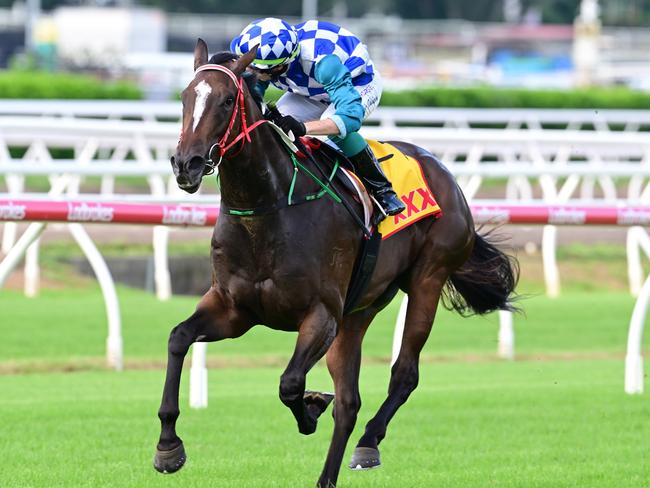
[189,156,205,172]
[170,156,176,165]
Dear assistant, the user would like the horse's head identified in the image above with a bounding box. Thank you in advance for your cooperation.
[172,38,259,193]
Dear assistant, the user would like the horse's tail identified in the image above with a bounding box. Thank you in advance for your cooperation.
[442,231,520,316]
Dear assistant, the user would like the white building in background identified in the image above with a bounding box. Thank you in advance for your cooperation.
[51,7,165,69]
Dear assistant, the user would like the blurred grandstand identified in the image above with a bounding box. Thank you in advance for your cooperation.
[1,1,650,98]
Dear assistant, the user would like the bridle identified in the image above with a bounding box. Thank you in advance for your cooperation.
[192,63,267,174]
[190,65,371,239]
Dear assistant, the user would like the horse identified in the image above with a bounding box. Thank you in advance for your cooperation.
[153,39,519,487]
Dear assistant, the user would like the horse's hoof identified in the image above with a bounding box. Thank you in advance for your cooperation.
[304,390,335,419]
[153,443,186,474]
[349,447,381,470]
[297,416,318,436]
[297,391,334,435]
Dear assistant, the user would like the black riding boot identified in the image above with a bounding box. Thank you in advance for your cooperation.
[349,146,406,217]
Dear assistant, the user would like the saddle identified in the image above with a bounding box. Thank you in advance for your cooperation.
[265,116,442,314]
[296,136,443,239]
[299,138,374,220]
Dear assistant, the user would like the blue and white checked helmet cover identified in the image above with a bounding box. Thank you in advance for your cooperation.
[230,17,299,70]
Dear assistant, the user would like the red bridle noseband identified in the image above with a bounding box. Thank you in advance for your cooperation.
[191,63,267,172]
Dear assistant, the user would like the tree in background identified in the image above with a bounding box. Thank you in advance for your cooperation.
[601,0,650,25]
[391,0,502,21]
[2,0,650,25]
[537,0,581,23]
[389,0,581,24]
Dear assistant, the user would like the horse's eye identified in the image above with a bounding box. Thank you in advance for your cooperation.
[224,96,234,107]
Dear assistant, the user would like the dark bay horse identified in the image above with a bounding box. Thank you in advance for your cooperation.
[154,39,518,487]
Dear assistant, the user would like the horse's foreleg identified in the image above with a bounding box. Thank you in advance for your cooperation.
[279,303,337,436]
[317,313,371,488]
[154,289,251,474]
[351,276,446,470]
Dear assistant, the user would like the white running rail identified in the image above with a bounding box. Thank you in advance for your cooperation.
[3,114,650,301]
[3,100,650,132]
[2,200,648,402]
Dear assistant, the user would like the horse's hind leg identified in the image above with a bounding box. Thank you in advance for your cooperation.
[317,310,373,488]
[350,271,447,469]
[154,289,251,474]
[279,303,337,435]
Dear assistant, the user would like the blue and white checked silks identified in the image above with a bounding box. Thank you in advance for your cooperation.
[232,18,375,101]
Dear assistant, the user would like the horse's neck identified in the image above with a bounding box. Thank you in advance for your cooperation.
[218,111,293,210]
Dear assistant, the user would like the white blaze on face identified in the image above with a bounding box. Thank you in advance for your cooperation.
[192,80,212,132]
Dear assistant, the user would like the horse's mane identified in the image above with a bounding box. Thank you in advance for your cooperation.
[208,51,263,108]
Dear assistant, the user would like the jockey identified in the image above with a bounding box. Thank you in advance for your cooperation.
[231,17,405,217]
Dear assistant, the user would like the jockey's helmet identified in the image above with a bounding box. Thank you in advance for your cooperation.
[230,18,299,71]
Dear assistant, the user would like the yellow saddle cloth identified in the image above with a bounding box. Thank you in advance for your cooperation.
[366,140,442,239]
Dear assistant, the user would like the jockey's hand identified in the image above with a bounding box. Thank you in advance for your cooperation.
[277,115,307,138]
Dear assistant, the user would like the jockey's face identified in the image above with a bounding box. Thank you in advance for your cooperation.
[249,64,288,82]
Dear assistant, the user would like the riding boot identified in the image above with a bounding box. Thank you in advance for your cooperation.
[349,145,406,217]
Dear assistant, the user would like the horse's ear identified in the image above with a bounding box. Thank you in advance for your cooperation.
[194,38,209,71]
[232,45,259,76]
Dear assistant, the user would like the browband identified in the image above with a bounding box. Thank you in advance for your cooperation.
[194,64,239,86]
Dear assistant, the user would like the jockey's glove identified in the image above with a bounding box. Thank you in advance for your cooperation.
[277,115,307,138]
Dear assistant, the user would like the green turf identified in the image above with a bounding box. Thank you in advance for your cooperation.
[0,286,641,368]
[1,360,649,487]
[1,247,649,486]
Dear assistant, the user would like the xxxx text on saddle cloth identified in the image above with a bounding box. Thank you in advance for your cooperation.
[366,140,442,239]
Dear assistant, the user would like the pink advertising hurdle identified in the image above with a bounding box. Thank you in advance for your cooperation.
[1,199,649,402]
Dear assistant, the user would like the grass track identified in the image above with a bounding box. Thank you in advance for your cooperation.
[1,361,649,487]
[0,286,640,367]
[1,272,649,486]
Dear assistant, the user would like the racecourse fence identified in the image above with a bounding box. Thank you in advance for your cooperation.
[4,100,650,131]
[0,199,648,403]
[3,111,650,299]
[2,104,650,398]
